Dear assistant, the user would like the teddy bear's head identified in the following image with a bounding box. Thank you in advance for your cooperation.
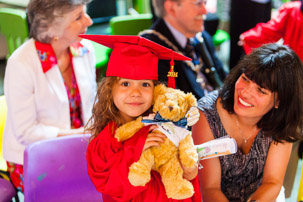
[152,84,197,122]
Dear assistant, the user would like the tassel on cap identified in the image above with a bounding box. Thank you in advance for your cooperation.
[167,57,177,89]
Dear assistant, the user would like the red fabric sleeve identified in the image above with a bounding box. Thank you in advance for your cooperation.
[86,123,150,201]
[241,2,291,54]
[86,122,202,202]
[191,175,202,202]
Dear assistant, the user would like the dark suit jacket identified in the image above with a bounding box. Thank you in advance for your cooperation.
[140,18,226,99]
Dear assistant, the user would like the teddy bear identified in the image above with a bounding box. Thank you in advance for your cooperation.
[114,84,199,200]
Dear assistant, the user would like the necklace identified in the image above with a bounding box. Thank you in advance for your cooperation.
[235,118,257,143]
[58,55,71,74]
[57,49,72,74]
[60,64,70,74]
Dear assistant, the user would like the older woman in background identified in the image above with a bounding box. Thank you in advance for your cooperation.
[3,0,96,192]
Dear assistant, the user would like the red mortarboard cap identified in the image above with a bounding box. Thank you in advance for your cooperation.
[79,35,191,86]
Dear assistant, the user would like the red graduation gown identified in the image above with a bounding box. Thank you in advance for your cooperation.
[86,122,202,202]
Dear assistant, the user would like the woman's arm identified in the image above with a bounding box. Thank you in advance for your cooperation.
[57,127,87,137]
[248,141,292,202]
[6,54,85,142]
[240,2,290,54]
[4,57,60,144]
[192,110,228,202]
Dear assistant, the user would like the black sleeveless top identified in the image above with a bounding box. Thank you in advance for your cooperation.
[197,91,272,202]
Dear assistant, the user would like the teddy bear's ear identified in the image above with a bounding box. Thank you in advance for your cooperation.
[185,93,197,107]
[153,84,167,103]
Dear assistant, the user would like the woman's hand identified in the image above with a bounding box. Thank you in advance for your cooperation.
[57,127,86,137]
[238,34,245,46]
[143,125,166,151]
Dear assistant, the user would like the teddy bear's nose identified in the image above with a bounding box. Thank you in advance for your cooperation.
[169,106,174,111]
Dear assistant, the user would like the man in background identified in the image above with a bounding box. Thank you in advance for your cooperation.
[140,0,226,99]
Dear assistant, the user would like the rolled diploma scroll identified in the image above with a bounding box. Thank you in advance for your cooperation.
[195,137,237,161]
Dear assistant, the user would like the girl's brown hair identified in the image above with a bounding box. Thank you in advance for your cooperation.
[86,77,124,138]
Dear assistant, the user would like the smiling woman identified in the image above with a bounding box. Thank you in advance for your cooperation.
[3,0,97,192]
[192,43,303,202]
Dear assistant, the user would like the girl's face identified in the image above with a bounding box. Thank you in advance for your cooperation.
[234,73,277,121]
[112,78,154,122]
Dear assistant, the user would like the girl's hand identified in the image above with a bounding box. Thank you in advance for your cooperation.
[143,125,166,151]
[142,113,156,120]
[182,164,198,181]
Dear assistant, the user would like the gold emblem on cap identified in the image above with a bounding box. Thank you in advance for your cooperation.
[167,64,178,77]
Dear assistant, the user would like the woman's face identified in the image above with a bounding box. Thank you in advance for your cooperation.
[112,78,154,122]
[234,73,277,121]
[59,5,92,45]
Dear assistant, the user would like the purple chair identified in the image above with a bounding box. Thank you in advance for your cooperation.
[0,178,17,202]
[23,134,103,202]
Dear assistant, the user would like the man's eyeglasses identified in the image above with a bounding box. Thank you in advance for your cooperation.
[189,0,207,7]
[171,0,207,8]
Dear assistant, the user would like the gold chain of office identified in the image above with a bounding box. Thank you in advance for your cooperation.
[139,29,203,73]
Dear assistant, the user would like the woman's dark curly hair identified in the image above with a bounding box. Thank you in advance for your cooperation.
[219,43,303,143]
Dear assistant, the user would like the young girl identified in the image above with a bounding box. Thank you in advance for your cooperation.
[81,35,202,201]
